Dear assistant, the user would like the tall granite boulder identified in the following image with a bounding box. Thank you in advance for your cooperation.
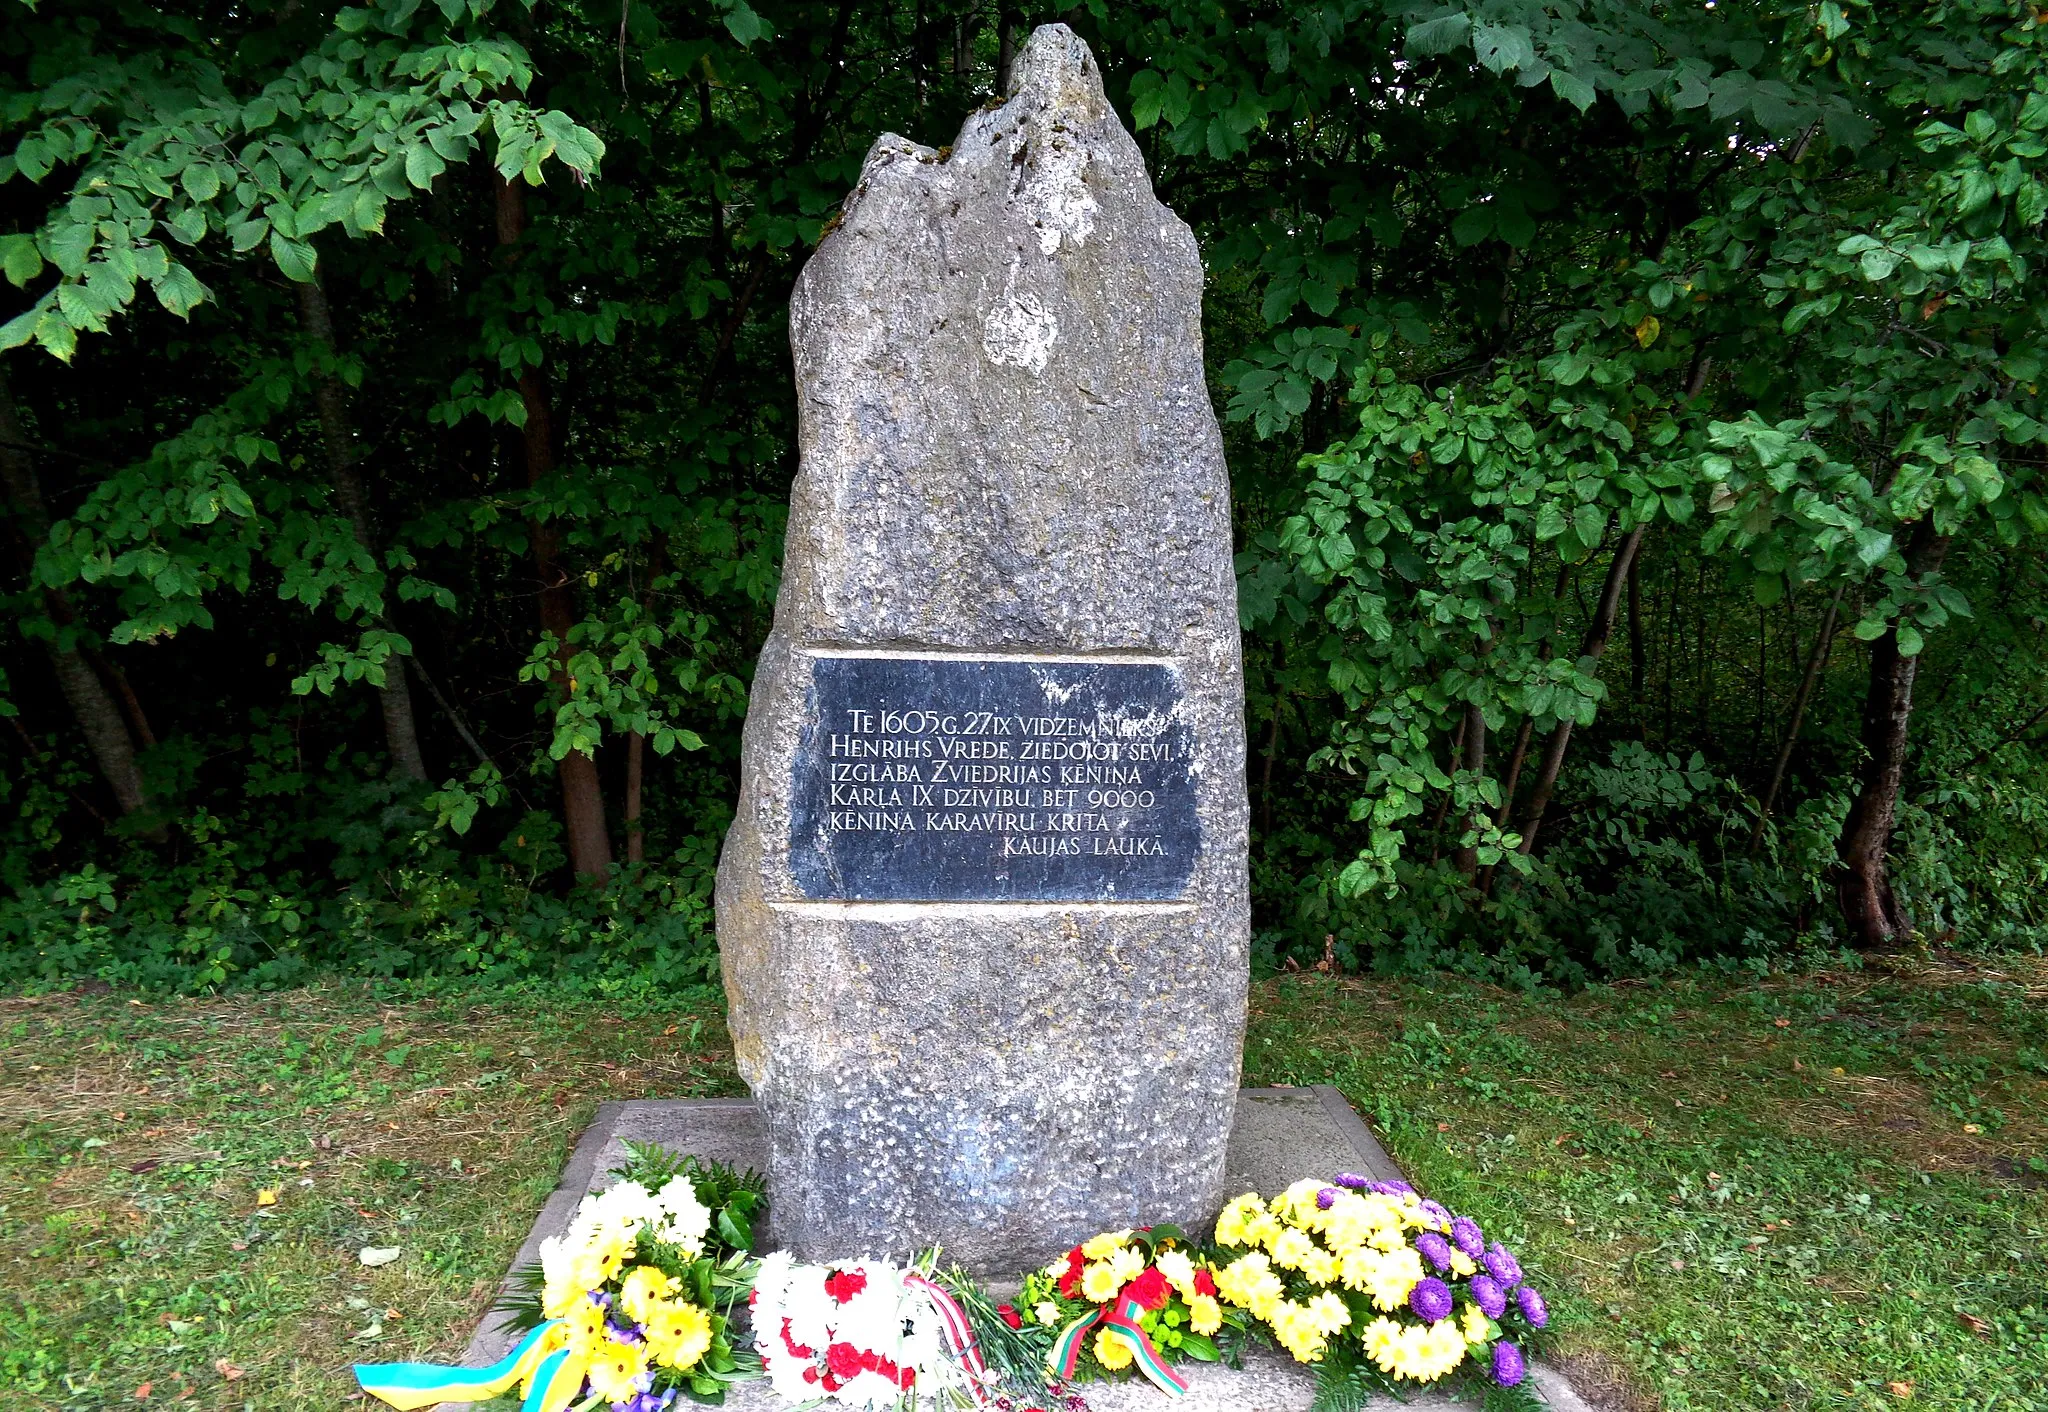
[716,24,1249,1272]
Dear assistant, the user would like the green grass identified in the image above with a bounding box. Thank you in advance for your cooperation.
[1246,955,2048,1411]
[1,956,2043,1410]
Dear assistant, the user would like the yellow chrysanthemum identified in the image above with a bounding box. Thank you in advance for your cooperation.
[1081,1259,1124,1303]
[1363,1316,1404,1371]
[1155,1249,1199,1301]
[1383,1320,1467,1383]
[1241,1211,1285,1250]
[1109,1245,1146,1285]
[1212,1251,1286,1320]
[1448,1249,1478,1278]
[1268,1299,1328,1363]
[1364,1246,1425,1313]
[1339,1245,1381,1293]
[1094,1328,1134,1371]
[1299,1247,1340,1287]
[1214,1193,1265,1248]
[1189,1294,1222,1336]
[1269,1227,1318,1271]
[1272,1179,1329,1222]
[645,1300,714,1371]
[1461,1300,1492,1344]
[1306,1292,1350,1335]
[1082,1229,1131,1260]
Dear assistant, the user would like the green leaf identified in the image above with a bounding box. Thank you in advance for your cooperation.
[1896,623,1924,657]
[0,234,41,288]
[151,262,208,317]
[182,163,220,203]
[405,141,446,190]
[1859,248,1899,282]
[270,232,317,283]
[722,1,766,46]
[1549,69,1598,112]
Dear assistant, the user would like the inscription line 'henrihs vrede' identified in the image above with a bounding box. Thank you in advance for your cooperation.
[788,654,1200,902]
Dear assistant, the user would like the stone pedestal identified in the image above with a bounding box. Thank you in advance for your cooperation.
[449,1091,1593,1412]
[715,22,1249,1272]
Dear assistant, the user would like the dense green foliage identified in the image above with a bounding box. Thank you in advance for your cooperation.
[5,0,2048,989]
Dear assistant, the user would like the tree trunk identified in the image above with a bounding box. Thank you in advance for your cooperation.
[496,174,612,881]
[1752,582,1845,848]
[0,369,164,837]
[1627,548,1645,702]
[1517,526,1645,855]
[1452,701,1487,876]
[625,729,646,864]
[296,274,428,782]
[1835,526,1950,948]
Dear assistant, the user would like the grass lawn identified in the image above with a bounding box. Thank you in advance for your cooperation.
[2,955,2043,1411]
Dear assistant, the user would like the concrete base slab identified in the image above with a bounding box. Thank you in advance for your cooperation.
[447,1089,1587,1411]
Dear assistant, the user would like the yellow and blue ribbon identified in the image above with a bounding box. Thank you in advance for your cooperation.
[355,1320,589,1412]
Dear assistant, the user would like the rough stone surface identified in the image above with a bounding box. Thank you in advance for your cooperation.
[716,23,1249,1274]
[449,1092,1592,1411]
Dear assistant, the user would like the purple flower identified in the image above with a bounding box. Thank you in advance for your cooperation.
[1468,1273,1507,1320]
[1317,1187,1338,1209]
[1369,1180,1416,1196]
[1408,1276,1454,1323]
[1415,1231,1453,1272]
[1483,1241,1523,1287]
[1492,1341,1526,1388]
[1419,1200,1452,1232]
[1516,1283,1548,1329]
[1451,1215,1485,1259]
[1332,1172,1370,1189]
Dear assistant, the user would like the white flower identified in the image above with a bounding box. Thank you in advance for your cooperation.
[651,1175,711,1255]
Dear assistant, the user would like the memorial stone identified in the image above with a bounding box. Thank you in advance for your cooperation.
[715,23,1250,1273]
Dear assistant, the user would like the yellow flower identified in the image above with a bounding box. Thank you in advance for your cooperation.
[645,1300,714,1371]
[1364,1246,1425,1313]
[585,1341,651,1402]
[1155,1249,1199,1301]
[1272,1179,1328,1222]
[1214,1193,1265,1248]
[1448,1250,1478,1278]
[1363,1316,1404,1373]
[1094,1328,1134,1371]
[1269,1227,1317,1271]
[1035,1301,1061,1327]
[1189,1294,1222,1335]
[1299,1247,1340,1287]
[1108,1245,1146,1285]
[1339,1246,1381,1293]
[1306,1292,1350,1336]
[1461,1301,1492,1344]
[1268,1299,1328,1363]
[1081,1259,1124,1303]
[1082,1229,1131,1260]
[618,1264,679,1323]
[1241,1211,1285,1250]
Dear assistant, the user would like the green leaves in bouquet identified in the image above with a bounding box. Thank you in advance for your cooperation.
[612,1140,769,1257]
[1307,1338,1403,1412]
[929,1262,1055,1401]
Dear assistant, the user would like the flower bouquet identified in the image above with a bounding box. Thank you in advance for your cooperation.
[1008,1226,1248,1395]
[751,1252,980,1409]
[356,1142,764,1412]
[1209,1176,1550,1410]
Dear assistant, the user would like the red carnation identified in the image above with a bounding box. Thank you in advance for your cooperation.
[803,1367,820,1385]
[1057,1246,1086,1299]
[899,1367,917,1390]
[998,1303,1024,1330]
[1193,1267,1218,1298]
[1125,1266,1169,1311]
[781,1319,814,1360]
[827,1343,865,1380]
[824,1269,869,1304]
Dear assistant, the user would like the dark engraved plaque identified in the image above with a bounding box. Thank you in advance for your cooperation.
[788,654,1199,901]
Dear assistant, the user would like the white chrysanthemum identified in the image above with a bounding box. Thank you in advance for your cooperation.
[651,1175,711,1255]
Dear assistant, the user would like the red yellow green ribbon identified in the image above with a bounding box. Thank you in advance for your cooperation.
[1048,1292,1189,1398]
